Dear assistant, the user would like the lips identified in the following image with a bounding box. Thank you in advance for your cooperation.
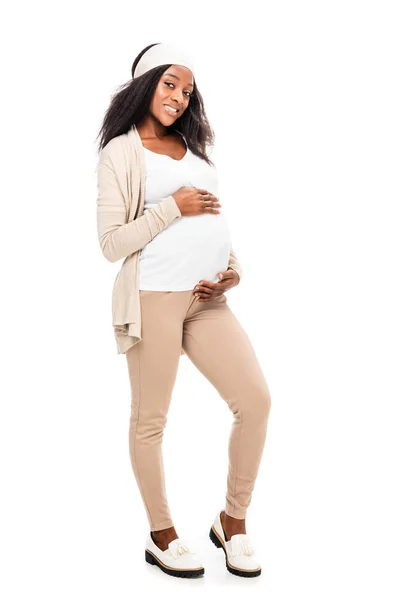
[164,104,180,115]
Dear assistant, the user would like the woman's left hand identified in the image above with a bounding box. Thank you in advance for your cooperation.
[193,268,240,302]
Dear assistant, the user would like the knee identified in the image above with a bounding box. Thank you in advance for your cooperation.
[242,382,271,423]
[130,411,168,440]
[231,382,271,424]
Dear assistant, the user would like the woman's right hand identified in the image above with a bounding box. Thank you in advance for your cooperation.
[171,187,222,216]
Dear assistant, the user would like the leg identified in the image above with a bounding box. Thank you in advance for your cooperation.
[182,294,272,525]
[125,290,187,545]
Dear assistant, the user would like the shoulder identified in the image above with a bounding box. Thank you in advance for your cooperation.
[99,133,126,164]
[98,128,140,176]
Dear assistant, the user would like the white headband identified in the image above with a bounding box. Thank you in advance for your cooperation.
[133,42,195,80]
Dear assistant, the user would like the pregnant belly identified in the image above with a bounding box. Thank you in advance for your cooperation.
[141,210,231,257]
[139,210,232,287]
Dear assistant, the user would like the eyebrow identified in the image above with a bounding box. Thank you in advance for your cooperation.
[163,72,194,88]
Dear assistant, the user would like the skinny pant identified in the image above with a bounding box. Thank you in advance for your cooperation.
[125,289,271,531]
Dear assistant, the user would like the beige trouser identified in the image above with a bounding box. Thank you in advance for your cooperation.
[125,289,272,532]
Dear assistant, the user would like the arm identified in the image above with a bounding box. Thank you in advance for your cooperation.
[96,157,181,263]
[227,247,243,282]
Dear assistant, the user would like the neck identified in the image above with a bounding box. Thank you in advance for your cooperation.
[136,115,171,141]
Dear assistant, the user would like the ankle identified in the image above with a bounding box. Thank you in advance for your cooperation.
[151,526,178,551]
[220,510,246,541]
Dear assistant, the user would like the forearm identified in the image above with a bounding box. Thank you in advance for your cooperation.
[96,157,181,263]
[97,195,181,262]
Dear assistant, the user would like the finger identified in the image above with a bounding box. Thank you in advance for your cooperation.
[195,291,212,300]
[198,291,226,302]
[197,280,217,291]
[201,200,221,207]
[197,290,215,301]
[196,188,213,196]
[195,288,213,296]
[218,270,235,280]
[199,197,221,211]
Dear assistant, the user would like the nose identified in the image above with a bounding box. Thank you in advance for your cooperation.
[170,90,184,104]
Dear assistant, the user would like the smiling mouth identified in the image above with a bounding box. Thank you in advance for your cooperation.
[164,105,179,115]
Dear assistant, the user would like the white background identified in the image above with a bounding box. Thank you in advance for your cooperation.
[1,0,399,597]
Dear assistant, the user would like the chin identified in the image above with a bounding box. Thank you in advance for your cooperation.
[160,114,175,125]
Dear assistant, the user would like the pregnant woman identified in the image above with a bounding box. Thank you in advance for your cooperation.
[96,42,272,579]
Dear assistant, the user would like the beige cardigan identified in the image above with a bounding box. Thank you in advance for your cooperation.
[96,124,242,355]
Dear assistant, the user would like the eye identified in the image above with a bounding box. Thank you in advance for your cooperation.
[164,81,193,98]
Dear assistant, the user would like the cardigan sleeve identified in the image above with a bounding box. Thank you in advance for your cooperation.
[96,157,182,263]
[227,247,242,282]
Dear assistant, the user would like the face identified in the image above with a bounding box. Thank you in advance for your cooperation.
[150,64,194,125]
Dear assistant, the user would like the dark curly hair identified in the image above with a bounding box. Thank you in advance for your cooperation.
[95,43,215,166]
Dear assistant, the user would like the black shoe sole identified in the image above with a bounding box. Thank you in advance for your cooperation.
[209,526,262,577]
[145,549,205,578]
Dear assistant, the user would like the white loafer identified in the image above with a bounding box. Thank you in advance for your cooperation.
[145,532,205,578]
[209,510,262,577]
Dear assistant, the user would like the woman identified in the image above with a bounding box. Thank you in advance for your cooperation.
[96,42,272,579]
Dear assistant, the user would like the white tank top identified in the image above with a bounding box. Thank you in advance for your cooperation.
[138,137,232,291]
